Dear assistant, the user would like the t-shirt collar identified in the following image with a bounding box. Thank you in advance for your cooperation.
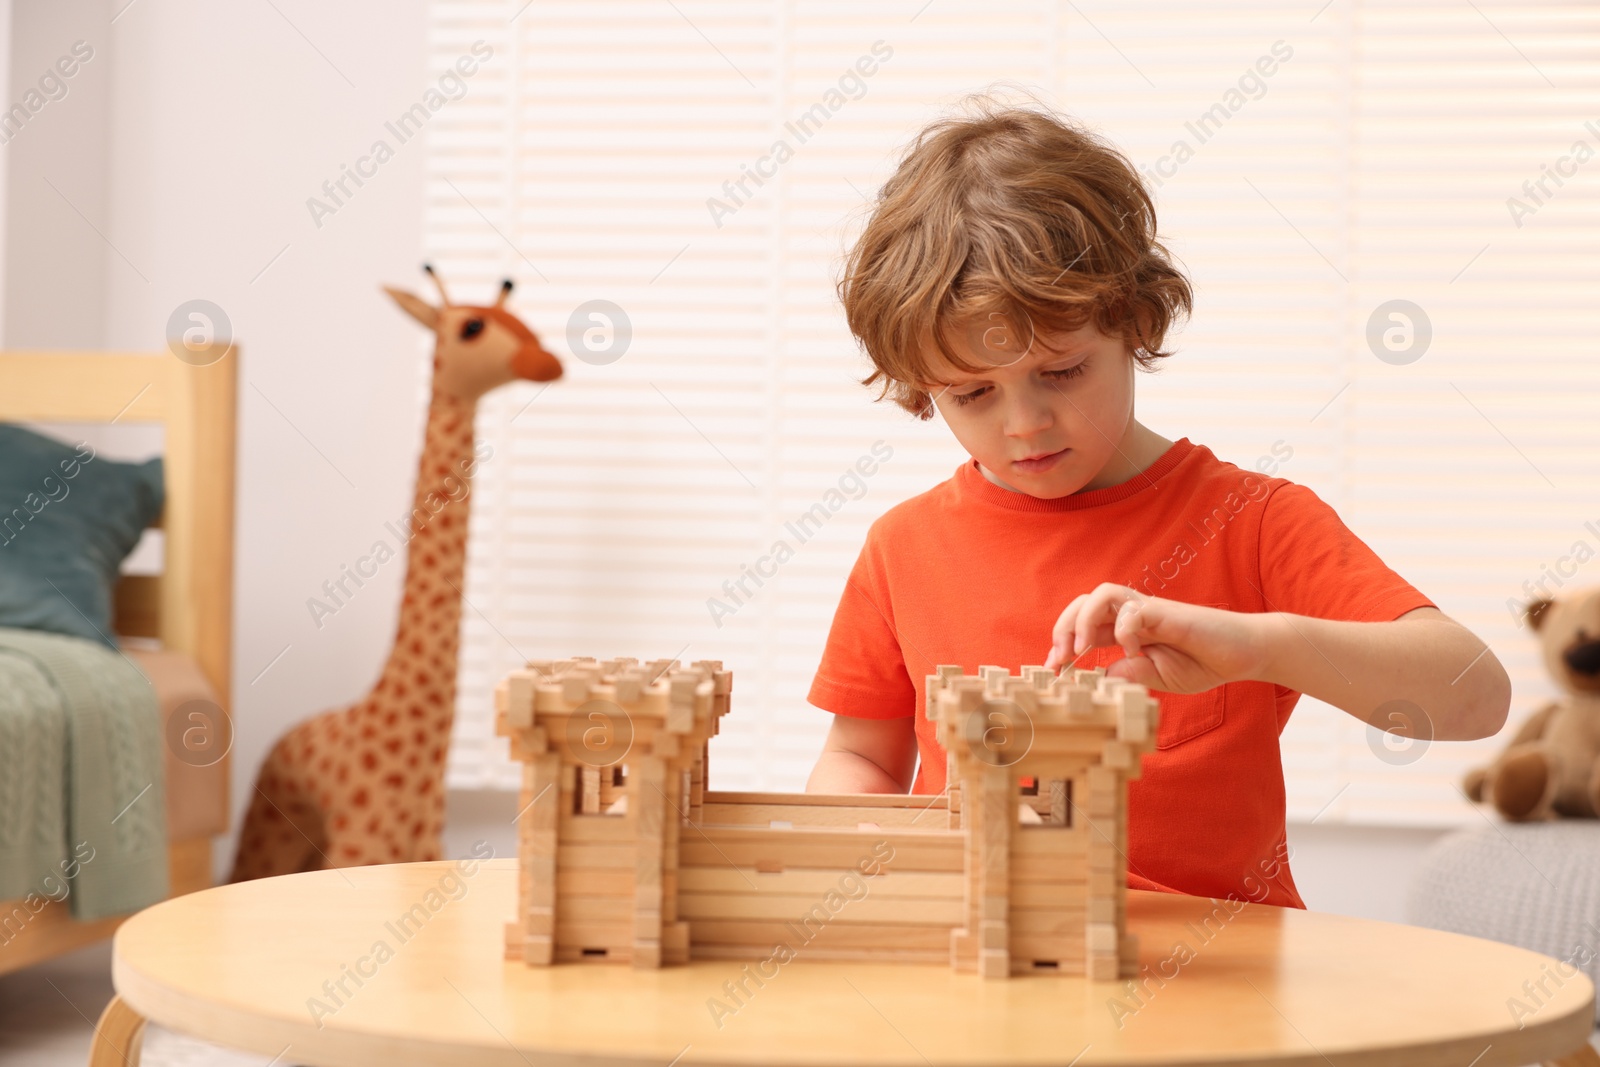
[955,438,1196,512]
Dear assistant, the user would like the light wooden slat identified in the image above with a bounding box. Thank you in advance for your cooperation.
[675,891,963,925]
[677,866,961,898]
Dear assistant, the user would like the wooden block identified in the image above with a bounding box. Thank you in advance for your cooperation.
[557,867,634,897]
[681,827,965,873]
[979,947,1010,979]
[523,935,553,966]
[1088,953,1118,981]
[1009,879,1085,906]
[1115,690,1150,743]
[558,842,634,870]
[705,790,949,811]
[580,766,601,814]
[526,907,554,937]
[1010,828,1086,859]
[563,813,635,843]
[680,866,963,899]
[1007,906,1088,937]
[562,673,593,703]
[1101,741,1133,770]
[507,671,537,729]
[633,908,663,942]
[700,799,943,829]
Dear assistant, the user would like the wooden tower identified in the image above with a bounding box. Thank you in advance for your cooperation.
[931,664,1155,979]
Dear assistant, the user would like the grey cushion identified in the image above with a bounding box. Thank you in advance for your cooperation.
[1406,822,1600,1024]
[0,424,163,648]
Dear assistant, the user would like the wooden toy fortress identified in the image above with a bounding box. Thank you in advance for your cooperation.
[495,656,1159,979]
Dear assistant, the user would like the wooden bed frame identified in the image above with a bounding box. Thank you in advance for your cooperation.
[0,348,236,975]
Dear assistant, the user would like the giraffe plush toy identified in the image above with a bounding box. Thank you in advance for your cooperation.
[230,267,562,881]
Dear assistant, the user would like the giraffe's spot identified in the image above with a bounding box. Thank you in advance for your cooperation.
[362,751,378,771]
[333,814,350,831]
[384,738,403,755]
[384,773,405,790]
[384,710,399,727]
[352,787,369,808]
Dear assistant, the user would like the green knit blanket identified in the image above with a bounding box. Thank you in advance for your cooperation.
[0,626,167,923]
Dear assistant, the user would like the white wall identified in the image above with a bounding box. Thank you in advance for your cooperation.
[6,0,431,879]
[3,0,108,348]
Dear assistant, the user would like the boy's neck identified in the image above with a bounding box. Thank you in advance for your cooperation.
[978,420,1175,497]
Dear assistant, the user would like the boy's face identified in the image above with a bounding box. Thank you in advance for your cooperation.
[918,316,1138,499]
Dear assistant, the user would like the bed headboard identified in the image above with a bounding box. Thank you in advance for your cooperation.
[0,349,237,701]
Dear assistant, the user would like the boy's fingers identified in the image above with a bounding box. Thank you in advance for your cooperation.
[1075,584,1134,660]
[1047,596,1086,667]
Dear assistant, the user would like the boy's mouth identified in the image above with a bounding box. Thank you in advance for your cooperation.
[1012,447,1069,474]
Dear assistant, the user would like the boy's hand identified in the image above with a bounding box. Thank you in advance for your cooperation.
[1043,583,1270,693]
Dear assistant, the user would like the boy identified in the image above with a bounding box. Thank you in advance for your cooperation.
[804,103,1510,909]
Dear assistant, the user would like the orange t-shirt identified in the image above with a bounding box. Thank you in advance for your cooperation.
[806,438,1435,910]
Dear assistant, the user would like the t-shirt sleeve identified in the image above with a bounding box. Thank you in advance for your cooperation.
[806,523,917,720]
[1257,481,1437,623]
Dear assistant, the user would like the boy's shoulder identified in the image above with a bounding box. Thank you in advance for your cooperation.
[861,460,968,540]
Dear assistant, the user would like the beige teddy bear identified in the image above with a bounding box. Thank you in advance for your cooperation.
[1464,588,1600,820]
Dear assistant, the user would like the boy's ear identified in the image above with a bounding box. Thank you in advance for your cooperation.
[1526,597,1555,632]
[384,286,439,330]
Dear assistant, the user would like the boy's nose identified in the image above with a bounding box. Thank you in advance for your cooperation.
[1003,394,1055,438]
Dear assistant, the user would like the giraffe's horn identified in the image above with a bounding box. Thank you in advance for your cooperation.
[495,278,513,307]
[422,263,451,307]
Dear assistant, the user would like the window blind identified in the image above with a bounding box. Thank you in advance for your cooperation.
[424,0,1599,827]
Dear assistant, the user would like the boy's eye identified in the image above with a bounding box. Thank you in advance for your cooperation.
[944,361,1086,407]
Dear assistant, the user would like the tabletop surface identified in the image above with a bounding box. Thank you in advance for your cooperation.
[112,858,1594,1067]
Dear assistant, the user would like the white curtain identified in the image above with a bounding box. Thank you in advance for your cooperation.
[425,0,1600,827]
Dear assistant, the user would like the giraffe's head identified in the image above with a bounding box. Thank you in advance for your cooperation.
[384,265,563,403]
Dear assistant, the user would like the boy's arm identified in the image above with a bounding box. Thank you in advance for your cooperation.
[1045,588,1510,741]
[1254,604,1510,740]
[806,713,917,793]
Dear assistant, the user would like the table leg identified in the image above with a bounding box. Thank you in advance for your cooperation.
[87,994,146,1067]
[1544,1033,1600,1067]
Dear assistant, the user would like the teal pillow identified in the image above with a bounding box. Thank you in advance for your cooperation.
[0,424,164,648]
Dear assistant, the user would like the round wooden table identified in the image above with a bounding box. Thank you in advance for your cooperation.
[95,859,1596,1067]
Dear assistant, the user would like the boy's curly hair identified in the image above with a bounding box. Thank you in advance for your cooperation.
[838,96,1193,419]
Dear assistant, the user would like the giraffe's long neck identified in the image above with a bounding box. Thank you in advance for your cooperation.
[371,391,481,732]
